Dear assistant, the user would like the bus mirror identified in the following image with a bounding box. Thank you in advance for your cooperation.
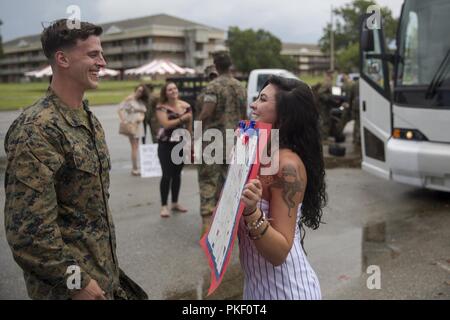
[368,61,381,74]
[361,28,375,52]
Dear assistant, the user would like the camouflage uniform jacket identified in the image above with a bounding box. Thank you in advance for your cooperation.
[203,74,247,134]
[4,88,145,300]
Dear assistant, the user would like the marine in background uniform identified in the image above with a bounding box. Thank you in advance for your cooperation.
[197,52,247,237]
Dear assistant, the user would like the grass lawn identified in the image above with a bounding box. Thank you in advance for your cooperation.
[0,80,145,111]
[0,76,323,111]
[298,74,323,86]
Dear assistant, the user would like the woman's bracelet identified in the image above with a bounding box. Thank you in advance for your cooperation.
[249,221,270,240]
[243,207,258,217]
[246,211,264,231]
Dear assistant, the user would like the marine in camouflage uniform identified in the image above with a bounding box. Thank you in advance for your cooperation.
[335,75,354,139]
[4,88,147,300]
[316,81,334,140]
[197,57,247,233]
[194,65,219,130]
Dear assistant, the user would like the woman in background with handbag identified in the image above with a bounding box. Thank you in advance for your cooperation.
[155,82,192,217]
[118,84,149,176]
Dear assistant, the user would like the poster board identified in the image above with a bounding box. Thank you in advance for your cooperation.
[199,120,272,295]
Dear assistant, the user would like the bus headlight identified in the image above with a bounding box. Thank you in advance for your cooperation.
[392,128,428,141]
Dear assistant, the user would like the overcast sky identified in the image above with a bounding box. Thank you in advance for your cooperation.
[0,0,403,43]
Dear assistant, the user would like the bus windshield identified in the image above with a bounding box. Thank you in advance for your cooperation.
[396,0,450,87]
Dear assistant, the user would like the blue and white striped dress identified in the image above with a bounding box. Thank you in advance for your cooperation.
[238,199,322,300]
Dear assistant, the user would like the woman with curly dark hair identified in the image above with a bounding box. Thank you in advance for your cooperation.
[238,75,327,300]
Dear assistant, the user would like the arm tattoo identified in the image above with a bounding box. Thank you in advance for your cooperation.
[270,165,302,217]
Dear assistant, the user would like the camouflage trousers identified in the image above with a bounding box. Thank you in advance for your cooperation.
[336,106,352,137]
[198,163,228,217]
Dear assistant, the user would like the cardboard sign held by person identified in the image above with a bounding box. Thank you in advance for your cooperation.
[200,120,272,296]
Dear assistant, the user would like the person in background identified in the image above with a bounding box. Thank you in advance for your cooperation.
[142,83,159,144]
[118,84,149,176]
[194,65,218,120]
[317,70,339,141]
[335,72,354,140]
[196,51,247,237]
[155,82,192,218]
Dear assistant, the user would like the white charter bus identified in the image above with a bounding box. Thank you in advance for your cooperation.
[359,0,450,192]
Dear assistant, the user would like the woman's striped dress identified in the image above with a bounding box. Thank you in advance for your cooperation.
[238,199,322,300]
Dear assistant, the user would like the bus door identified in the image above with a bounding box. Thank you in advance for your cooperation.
[359,14,392,180]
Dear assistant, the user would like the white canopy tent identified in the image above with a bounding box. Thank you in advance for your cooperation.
[125,59,195,76]
[24,65,120,78]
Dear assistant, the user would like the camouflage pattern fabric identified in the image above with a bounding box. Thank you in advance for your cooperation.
[335,82,354,136]
[144,94,159,143]
[198,163,228,217]
[316,83,333,139]
[3,88,147,300]
[202,74,247,136]
[199,74,246,217]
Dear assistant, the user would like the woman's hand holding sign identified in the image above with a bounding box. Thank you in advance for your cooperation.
[241,178,263,216]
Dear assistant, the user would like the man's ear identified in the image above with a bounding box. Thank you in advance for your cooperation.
[54,51,70,68]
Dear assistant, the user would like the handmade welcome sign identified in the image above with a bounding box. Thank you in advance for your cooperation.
[200,120,272,295]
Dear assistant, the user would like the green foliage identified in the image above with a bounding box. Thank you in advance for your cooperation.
[319,0,398,71]
[336,42,360,73]
[227,27,296,74]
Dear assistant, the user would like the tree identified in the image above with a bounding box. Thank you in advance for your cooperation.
[319,0,398,72]
[227,27,296,74]
[336,42,359,73]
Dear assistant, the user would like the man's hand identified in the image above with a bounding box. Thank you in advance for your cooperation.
[71,279,106,300]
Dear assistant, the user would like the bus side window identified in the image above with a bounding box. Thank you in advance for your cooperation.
[362,29,385,90]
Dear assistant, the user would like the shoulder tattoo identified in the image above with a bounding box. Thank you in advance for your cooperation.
[270,164,303,217]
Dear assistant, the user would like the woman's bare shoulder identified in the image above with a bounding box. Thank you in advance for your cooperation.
[277,149,306,178]
[179,100,191,108]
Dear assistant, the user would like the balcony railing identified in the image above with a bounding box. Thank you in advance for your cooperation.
[152,43,185,51]
[0,56,19,65]
[194,51,208,59]
[1,54,47,65]
[0,67,31,75]
[105,61,124,69]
